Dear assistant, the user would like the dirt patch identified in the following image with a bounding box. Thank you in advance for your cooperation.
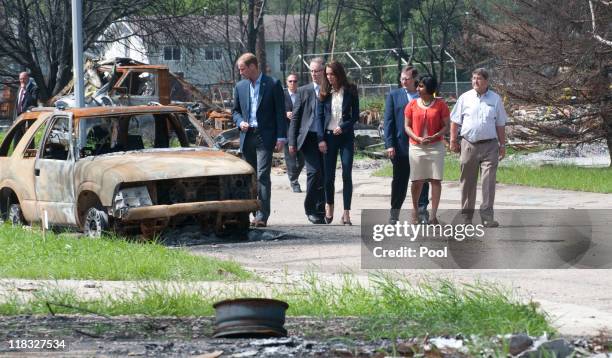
[1,315,609,357]
[0,315,405,357]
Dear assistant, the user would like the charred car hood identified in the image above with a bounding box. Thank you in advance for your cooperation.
[75,149,253,185]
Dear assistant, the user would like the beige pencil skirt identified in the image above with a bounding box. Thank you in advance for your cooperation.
[409,141,445,181]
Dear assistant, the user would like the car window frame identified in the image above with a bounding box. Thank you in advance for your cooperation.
[38,114,74,161]
[0,118,38,157]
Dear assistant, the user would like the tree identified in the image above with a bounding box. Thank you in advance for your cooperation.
[464,0,612,166]
[345,0,418,83]
[410,0,464,87]
[296,0,323,68]
[0,0,208,101]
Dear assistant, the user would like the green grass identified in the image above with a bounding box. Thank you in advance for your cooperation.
[0,273,554,338]
[0,225,253,281]
[374,155,612,193]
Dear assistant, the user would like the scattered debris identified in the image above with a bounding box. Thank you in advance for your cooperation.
[0,316,609,357]
[359,109,381,127]
[508,333,534,355]
[50,57,220,112]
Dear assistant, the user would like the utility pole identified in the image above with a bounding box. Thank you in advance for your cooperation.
[72,0,84,107]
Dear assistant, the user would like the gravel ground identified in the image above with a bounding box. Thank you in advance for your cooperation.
[1,315,610,357]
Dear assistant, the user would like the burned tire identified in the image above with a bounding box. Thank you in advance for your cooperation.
[214,212,250,239]
[83,207,109,238]
[8,204,24,226]
[227,212,250,239]
[236,212,250,233]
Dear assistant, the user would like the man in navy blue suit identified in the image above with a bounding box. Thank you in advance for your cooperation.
[383,66,429,224]
[232,53,287,227]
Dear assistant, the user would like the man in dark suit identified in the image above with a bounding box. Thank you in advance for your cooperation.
[15,72,38,116]
[383,66,429,224]
[288,57,326,224]
[232,53,287,227]
[283,73,305,192]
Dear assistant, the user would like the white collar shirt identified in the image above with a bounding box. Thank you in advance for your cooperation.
[248,72,263,127]
[327,87,344,130]
[450,88,507,142]
[288,89,297,106]
[405,89,419,102]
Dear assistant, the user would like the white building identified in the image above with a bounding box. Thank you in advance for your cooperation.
[97,15,319,87]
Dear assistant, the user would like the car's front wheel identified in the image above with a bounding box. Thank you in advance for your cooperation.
[83,207,109,238]
[8,204,24,226]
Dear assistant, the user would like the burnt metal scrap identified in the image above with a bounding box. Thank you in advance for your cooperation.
[51,57,222,111]
[0,105,258,238]
[213,298,289,338]
[49,57,241,153]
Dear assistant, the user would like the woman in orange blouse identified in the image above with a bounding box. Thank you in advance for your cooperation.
[404,75,450,224]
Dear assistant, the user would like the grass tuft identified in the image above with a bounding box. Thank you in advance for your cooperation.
[373,155,612,193]
[281,273,552,338]
[0,273,554,338]
[0,225,253,281]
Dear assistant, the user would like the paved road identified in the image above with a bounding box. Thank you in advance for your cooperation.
[191,163,612,336]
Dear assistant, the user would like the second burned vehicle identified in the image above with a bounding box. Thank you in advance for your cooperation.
[0,105,258,237]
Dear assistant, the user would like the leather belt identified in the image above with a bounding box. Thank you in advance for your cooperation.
[466,138,496,144]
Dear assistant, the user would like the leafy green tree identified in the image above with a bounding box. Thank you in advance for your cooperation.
[409,0,464,87]
[342,0,418,83]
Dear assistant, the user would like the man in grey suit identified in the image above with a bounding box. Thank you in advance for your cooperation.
[288,57,326,224]
[283,73,305,192]
[232,53,287,227]
[383,66,429,224]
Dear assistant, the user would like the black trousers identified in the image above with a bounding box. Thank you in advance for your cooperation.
[323,131,354,210]
[301,132,325,216]
[391,154,429,210]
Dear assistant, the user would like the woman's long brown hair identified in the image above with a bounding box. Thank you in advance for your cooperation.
[319,60,357,101]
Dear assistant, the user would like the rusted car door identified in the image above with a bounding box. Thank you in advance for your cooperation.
[0,116,47,223]
[33,113,77,225]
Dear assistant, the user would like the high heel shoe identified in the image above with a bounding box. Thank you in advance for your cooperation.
[325,204,334,225]
[342,213,352,226]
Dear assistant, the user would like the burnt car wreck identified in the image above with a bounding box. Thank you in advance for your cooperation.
[0,106,258,237]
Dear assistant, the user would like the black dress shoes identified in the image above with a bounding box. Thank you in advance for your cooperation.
[307,214,325,224]
[291,183,302,193]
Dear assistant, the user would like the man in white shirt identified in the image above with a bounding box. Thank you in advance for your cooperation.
[450,68,507,227]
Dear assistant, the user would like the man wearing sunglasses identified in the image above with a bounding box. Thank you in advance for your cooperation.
[284,73,305,193]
